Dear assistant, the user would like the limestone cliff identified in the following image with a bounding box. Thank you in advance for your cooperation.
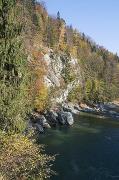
[43,49,82,105]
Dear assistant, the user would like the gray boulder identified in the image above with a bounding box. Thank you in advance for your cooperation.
[43,122,51,128]
[58,111,74,125]
[45,110,58,127]
[63,103,80,114]
[37,115,47,125]
[65,112,74,125]
[34,123,44,133]
[31,113,51,128]
[35,115,51,129]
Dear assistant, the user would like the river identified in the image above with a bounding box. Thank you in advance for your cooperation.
[39,112,119,180]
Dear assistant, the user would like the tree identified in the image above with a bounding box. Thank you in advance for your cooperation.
[66,25,73,47]
[57,11,60,20]
[0,0,31,132]
[46,17,60,48]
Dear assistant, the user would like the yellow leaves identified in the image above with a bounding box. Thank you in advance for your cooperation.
[80,41,87,49]
[0,133,55,180]
[68,85,83,103]
[34,84,48,112]
[71,46,77,58]
[28,48,49,112]
[59,42,67,52]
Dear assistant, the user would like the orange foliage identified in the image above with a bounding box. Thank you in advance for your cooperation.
[29,49,48,112]
[35,3,48,17]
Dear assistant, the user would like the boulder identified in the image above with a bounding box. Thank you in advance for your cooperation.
[30,112,45,123]
[34,123,44,133]
[63,106,72,112]
[74,105,82,111]
[45,110,58,127]
[57,111,66,125]
[65,112,74,125]
[57,111,74,125]
[64,106,80,114]
[43,123,51,128]
[38,115,47,126]
[30,112,50,126]
[63,103,80,114]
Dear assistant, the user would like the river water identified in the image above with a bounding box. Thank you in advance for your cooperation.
[39,112,119,180]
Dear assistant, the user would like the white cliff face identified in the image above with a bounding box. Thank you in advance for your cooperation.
[43,50,82,104]
[44,51,64,87]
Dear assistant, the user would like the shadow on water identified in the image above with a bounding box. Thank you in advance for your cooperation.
[38,113,119,180]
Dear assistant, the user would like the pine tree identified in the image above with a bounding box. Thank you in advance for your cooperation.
[57,11,60,20]
[0,0,31,132]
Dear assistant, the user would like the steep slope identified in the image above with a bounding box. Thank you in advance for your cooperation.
[20,0,119,111]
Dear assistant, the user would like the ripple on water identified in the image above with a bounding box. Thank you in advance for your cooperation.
[73,124,101,134]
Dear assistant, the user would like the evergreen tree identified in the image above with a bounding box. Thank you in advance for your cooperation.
[57,11,60,20]
[0,0,31,132]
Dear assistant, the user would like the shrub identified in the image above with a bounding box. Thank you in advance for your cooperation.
[0,133,55,180]
[68,85,83,103]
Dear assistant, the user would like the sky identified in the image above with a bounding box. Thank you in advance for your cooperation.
[42,0,119,55]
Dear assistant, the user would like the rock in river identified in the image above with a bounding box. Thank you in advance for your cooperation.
[45,110,58,127]
[58,111,74,125]
[34,123,44,133]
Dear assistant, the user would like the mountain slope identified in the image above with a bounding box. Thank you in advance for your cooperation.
[21,0,119,111]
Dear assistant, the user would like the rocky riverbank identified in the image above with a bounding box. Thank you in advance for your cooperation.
[27,102,119,134]
[27,106,74,134]
[79,102,119,119]
[25,48,119,135]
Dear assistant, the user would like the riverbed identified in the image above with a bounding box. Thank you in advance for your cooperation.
[39,112,119,180]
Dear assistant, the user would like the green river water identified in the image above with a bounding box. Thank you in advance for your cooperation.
[39,112,119,180]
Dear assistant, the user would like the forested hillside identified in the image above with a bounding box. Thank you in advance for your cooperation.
[0,0,119,179]
[21,0,119,105]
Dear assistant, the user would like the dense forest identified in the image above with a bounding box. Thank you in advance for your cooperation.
[0,0,119,179]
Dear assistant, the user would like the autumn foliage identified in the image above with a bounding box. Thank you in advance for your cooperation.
[0,133,55,180]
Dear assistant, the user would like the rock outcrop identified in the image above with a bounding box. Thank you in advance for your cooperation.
[44,50,82,104]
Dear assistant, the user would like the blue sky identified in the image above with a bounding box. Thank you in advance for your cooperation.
[42,0,119,55]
